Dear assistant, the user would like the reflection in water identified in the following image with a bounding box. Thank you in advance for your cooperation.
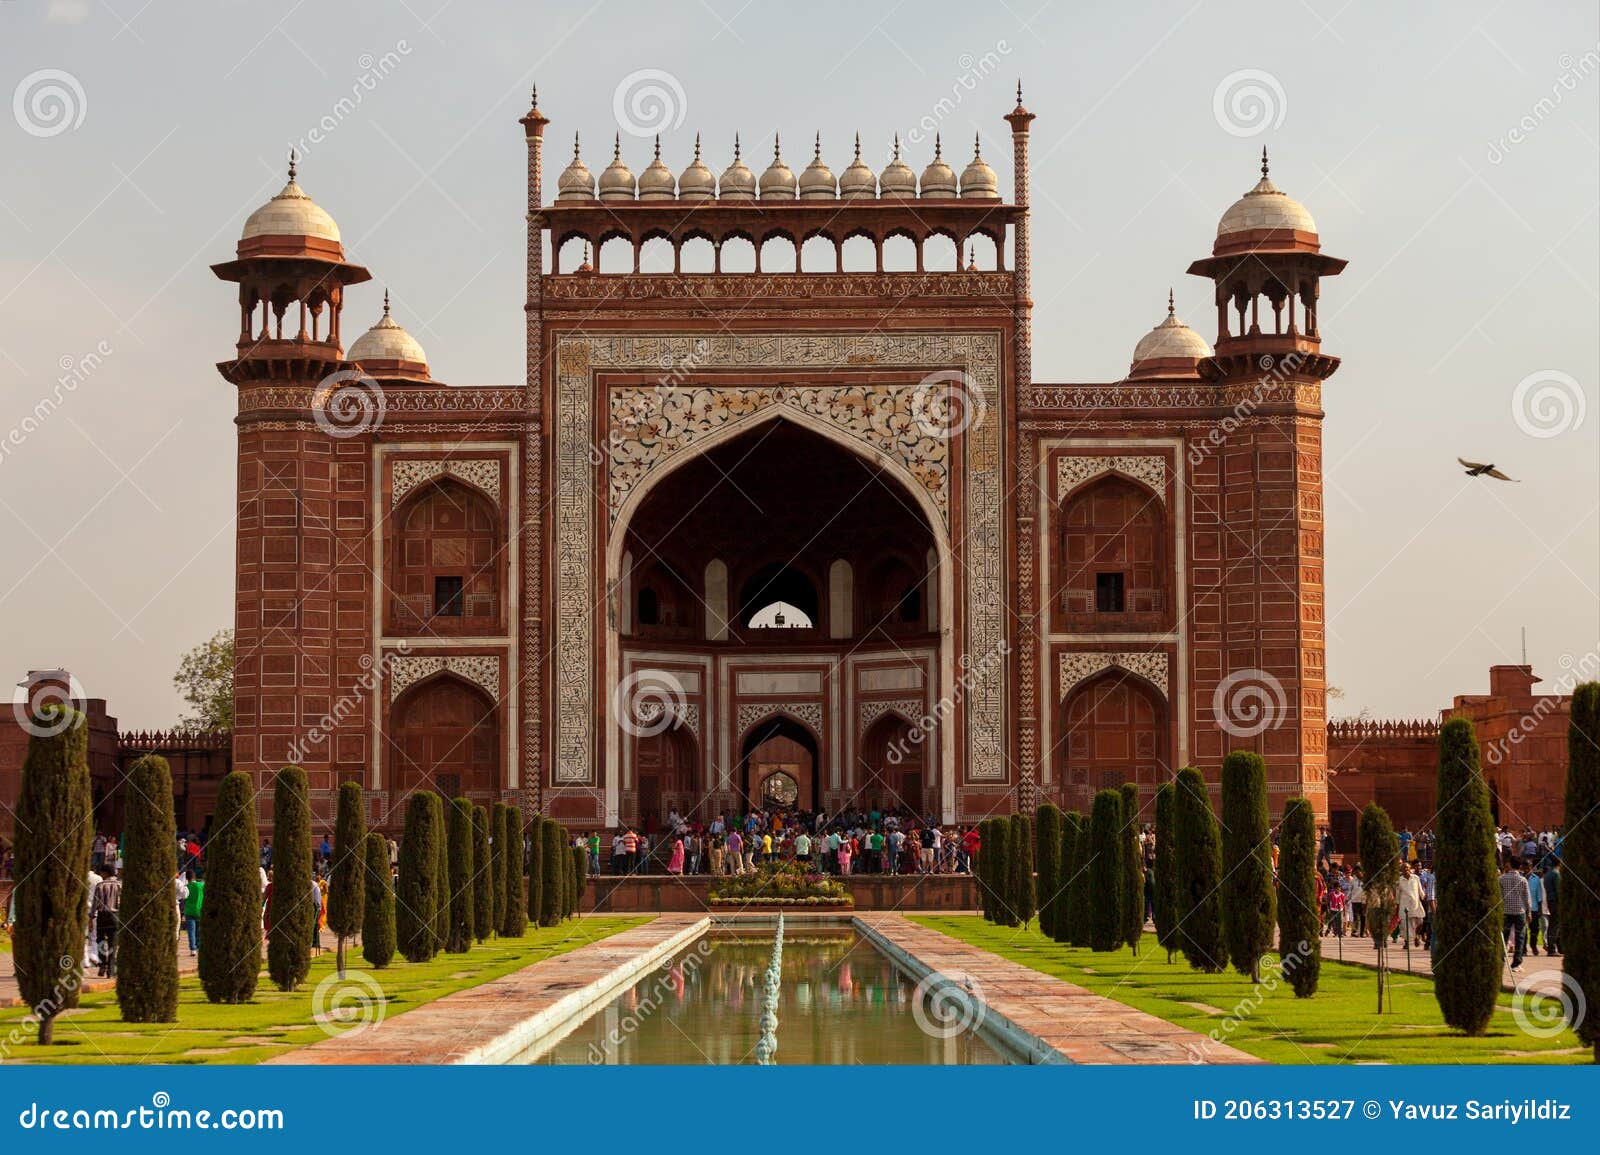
[527,931,1005,1065]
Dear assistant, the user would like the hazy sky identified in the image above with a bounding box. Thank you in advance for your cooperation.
[1,0,1595,729]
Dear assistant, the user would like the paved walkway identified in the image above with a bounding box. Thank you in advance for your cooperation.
[856,914,1262,1064]
[273,915,706,1064]
[1316,932,1568,996]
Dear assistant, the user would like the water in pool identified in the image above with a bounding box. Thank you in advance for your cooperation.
[522,928,1007,1065]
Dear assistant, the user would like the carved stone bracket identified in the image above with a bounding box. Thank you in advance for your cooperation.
[1057,651,1170,701]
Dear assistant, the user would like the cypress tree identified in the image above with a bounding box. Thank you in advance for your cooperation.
[1432,718,1502,1034]
[1173,767,1226,972]
[1066,818,1094,947]
[539,818,565,927]
[499,805,526,937]
[1360,802,1401,1011]
[526,817,544,924]
[266,765,314,992]
[976,818,996,920]
[1220,751,1276,981]
[1120,782,1145,952]
[1008,812,1035,928]
[1276,797,1321,997]
[395,791,440,963]
[446,797,475,952]
[1052,810,1082,944]
[1087,789,1125,952]
[1153,783,1179,963]
[488,804,507,934]
[1035,804,1063,938]
[571,844,589,916]
[1561,682,1600,1061]
[326,781,366,978]
[361,830,395,969]
[198,770,262,1004]
[12,707,93,1043]
[472,805,494,941]
[117,753,180,1023]
[987,817,1013,925]
[430,792,450,953]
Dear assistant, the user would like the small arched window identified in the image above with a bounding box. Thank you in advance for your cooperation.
[637,587,659,626]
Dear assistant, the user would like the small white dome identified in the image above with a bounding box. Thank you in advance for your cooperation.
[759,136,797,200]
[1217,150,1316,237]
[556,133,596,202]
[597,135,636,202]
[678,135,716,200]
[959,134,998,200]
[637,136,676,201]
[242,157,340,243]
[719,135,756,201]
[798,134,837,200]
[1130,292,1212,374]
[838,134,877,199]
[878,135,916,197]
[348,293,427,367]
[919,135,957,198]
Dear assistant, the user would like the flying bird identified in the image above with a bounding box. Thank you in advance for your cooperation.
[1458,458,1519,482]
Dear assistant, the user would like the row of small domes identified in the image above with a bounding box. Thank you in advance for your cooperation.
[558,132,998,202]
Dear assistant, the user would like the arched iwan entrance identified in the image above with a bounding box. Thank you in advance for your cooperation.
[739,715,819,813]
[389,675,500,801]
[1056,671,1168,812]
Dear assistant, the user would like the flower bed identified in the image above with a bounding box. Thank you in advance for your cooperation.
[707,862,853,907]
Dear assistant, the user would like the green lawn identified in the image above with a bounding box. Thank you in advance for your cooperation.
[1,917,646,1065]
[912,916,1588,1065]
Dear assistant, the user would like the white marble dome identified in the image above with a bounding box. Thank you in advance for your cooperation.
[1217,153,1316,237]
[799,135,837,200]
[678,135,716,200]
[838,134,876,199]
[919,135,957,198]
[719,135,756,200]
[959,135,998,200]
[348,295,427,366]
[1131,294,1212,370]
[242,166,340,244]
[637,136,676,201]
[759,137,797,200]
[878,136,916,196]
[597,135,636,202]
[556,134,596,202]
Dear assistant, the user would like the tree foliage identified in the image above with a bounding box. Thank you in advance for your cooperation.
[487,804,507,935]
[1562,682,1600,1057]
[1173,767,1226,972]
[1052,810,1082,944]
[198,770,262,1004]
[1276,797,1321,997]
[446,797,475,953]
[1120,782,1145,952]
[431,793,450,951]
[1008,812,1035,928]
[472,805,494,942]
[396,791,440,963]
[1432,718,1503,1034]
[526,817,544,924]
[117,754,180,1023]
[361,831,395,969]
[266,765,314,992]
[1035,804,1063,938]
[1066,815,1094,947]
[1087,789,1125,952]
[497,804,526,938]
[571,844,589,917]
[172,628,233,731]
[539,818,565,927]
[327,781,366,977]
[1153,783,1179,962]
[12,708,94,1043]
[1220,752,1276,980]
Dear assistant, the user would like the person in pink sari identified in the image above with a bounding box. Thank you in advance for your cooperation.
[838,840,852,876]
[667,837,685,875]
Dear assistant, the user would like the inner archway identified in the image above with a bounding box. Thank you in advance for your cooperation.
[859,712,925,817]
[389,674,499,799]
[740,715,819,814]
[1056,671,1168,812]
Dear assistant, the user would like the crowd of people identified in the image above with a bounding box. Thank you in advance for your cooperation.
[590,806,982,878]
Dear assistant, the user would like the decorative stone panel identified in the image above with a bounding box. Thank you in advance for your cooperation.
[736,701,825,738]
[1057,651,1170,701]
[388,654,502,703]
[858,697,924,733]
[391,458,503,508]
[1055,454,1167,506]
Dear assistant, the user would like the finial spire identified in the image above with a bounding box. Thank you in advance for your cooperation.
[613,132,620,160]
[733,132,741,160]
[853,132,861,160]
[934,133,942,159]
[694,132,702,160]
[530,83,538,108]
[1261,146,1269,179]
[813,131,821,159]
[773,133,781,159]
[973,131,981,158]
[383,288,391,317]
[572,131,580,159]
[653,134,661,159]
[1167,287,1175,317]
[1017,79,1023,104]
[287,148,297,182]
[893,132,901,159]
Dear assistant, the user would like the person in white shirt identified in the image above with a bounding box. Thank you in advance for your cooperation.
[1394,861,1426,947]
[173,871,189,939]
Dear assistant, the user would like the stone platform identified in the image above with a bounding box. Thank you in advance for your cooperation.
[584,871,977,913]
